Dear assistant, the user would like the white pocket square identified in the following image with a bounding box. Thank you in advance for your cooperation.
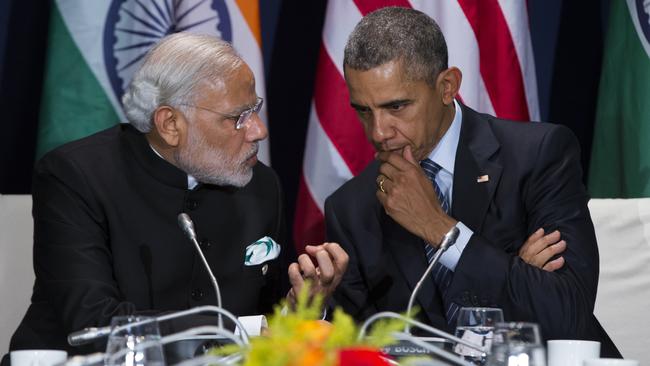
[245,236,281,266]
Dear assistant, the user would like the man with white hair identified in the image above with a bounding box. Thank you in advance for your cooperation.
[5,33,347,359]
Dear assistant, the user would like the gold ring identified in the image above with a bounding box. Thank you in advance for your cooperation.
[378,177,386,193]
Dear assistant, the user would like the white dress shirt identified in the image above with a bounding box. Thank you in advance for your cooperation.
[423,99,473,271]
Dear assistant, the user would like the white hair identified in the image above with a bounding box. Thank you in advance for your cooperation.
[122,32,243,132]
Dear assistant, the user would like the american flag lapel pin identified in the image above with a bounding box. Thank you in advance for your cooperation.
[477,175,489,183]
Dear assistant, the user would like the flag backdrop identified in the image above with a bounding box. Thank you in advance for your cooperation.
[589,0,650,197]
[36,0,269,164]
[294,0,540,251]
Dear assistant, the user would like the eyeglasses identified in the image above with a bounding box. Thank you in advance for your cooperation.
[181,97,263,130]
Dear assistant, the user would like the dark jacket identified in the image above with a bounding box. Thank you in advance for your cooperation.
[7,124,289,357]
[326,104,620,357]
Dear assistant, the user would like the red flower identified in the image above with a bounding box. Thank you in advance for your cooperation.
[338,348,391,366]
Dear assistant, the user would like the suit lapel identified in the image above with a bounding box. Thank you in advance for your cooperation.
[452,105,502,232]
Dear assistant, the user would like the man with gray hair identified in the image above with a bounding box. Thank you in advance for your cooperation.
[5,32,347,358]
[325,7,620,357]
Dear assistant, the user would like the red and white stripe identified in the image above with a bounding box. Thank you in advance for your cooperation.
[293,0,540,251]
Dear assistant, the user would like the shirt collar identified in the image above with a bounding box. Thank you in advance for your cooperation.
[148,144,199,190]
[425,99,462,175]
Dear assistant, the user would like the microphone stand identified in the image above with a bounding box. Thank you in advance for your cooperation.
[405,226,459,333]
[105,325,246,366]
[359,311,483,366]
[178,213,224,329]
[68,305,249,346]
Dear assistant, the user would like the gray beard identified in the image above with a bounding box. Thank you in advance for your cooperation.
[174,128,256,188]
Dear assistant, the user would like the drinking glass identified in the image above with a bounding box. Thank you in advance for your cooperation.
[487,322,545,366]
[454,307,504,365]
[104,315,165,366]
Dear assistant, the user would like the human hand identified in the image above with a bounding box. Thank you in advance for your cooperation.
[376,146,457,246]
[519,228,566,271]
[287,242,349,308]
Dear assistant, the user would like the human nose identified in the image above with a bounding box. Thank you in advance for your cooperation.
[245,112,268,142]
[369,113,393,144]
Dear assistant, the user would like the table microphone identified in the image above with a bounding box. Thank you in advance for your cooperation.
[68,305,247,346]
[405,226,460,333]
[177,213,223,329]
[360,311,482,365]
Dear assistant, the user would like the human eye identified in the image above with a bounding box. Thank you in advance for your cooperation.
[386,101,410,112]
[352,104,371,115]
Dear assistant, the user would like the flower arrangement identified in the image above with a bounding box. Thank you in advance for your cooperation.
[213,283,407,366]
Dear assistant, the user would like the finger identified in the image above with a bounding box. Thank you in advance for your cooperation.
[378,163,400,181]
[540,230,561,247]
[322,242,349,275]
[519,228,544,256]
[526,228,545,246]
[531,240,566,268]
[375,173,392,194]
[376,151,413,171]
[542,256,565,272]
[386,150,419,171]
[305,244,327,255]
[314,249,335,285]
[402,145,417,164]
[288,263,304,293]
[523,230,561,258]
[306,243,348,273]
[298,253,317,279]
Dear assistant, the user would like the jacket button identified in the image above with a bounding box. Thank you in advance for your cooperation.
[191,289,204,301]
[186,199,199,210]
[471,295,479,306]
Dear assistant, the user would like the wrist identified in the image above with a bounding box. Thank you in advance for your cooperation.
[424,216,458,246]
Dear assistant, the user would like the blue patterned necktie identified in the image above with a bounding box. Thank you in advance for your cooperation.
[420,158,461,327]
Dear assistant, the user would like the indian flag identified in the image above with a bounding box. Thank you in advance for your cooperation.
[589,0,650,197]
[36,0,269,164]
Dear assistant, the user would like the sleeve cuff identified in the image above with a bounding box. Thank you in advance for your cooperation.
[439,221,473,271]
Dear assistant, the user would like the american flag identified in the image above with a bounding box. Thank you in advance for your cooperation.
[294,0,540,251]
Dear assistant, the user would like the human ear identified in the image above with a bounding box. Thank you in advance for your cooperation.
[437,67,462,105]
[152,106,183,147]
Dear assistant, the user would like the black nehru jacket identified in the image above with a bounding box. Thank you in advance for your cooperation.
[7,124,290,357]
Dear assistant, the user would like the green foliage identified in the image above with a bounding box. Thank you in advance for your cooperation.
[211,282,410,366]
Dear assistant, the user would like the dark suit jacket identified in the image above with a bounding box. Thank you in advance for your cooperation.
[325,104,620,357]
[7,124,290,357]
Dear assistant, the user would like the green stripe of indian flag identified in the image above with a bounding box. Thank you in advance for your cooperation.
[37,1,120,159]
[588,0,650,197]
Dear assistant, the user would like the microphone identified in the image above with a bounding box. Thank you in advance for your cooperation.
[67,327,113,346]
[405,226,460,333]
[177,213,224,329]
[68,305,247,346]
[359,311,481,366]
[104,325,246,366]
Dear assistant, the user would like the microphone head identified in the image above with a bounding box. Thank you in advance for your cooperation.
[439,226,460,251]
[177,213,197,241]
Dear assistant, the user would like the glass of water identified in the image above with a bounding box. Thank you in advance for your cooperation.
[487,322,545,366]
[454,307,504,365]
[104,315,165,366]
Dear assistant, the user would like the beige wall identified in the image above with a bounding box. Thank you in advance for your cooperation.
[0,195,33,354]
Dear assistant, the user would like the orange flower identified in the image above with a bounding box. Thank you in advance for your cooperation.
[296,320,333,346]
[290,348,326,366]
